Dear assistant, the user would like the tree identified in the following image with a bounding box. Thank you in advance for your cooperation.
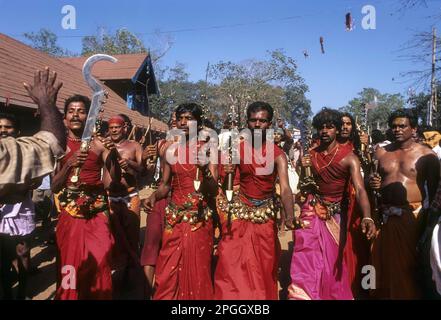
[209,49,310,128]
[24,28,75,57]
[340,88,405,131]
[398,29,440,90]
[149,62,202,121]
[82,28,147,56]
[285,86,312,129]
[408,83,441,128]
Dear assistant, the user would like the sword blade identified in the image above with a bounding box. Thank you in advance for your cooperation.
[81,93,103,141]
[80,54,118,142]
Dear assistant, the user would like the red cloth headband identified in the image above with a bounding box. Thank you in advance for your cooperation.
[108,116,125,126]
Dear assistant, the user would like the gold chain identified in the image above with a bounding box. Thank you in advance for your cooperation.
[314,145,340,172]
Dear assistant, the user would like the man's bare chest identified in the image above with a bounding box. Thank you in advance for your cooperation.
[379,151,418,177]
[117,145,136,160]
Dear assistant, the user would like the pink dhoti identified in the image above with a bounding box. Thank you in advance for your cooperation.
[288,197,353,300]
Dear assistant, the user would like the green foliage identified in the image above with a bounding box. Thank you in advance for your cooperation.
[82,28,146,56]
[340,88,405,131]
[208,49,311,128]
[149,62,201,121]
[23,28,76,57]
[23,29,309,130]
[408,83,441,128]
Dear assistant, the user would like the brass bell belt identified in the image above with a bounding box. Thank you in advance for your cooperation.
[217,193,278,224]
[321,200,341,217]
[165,201,213,229]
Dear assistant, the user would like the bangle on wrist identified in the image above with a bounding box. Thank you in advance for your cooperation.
[362,217,374,224]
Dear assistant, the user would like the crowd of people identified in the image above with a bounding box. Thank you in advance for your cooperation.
[0,66,440,300]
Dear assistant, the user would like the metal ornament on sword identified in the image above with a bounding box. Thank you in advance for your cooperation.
[70,54,118,185]
[226,100,239,203]
[299,124,319,198]
[295,122,320,229]
[194,63,212,193]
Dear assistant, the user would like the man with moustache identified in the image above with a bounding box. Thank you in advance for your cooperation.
[369,109,440,299]
[214,101,296,300]
[289,108,376,300]
[337,112,371,299]
[103,115,143,299]
[51,95,121,300]
[143,103,218,300]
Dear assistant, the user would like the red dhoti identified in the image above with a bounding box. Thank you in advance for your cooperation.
[153,144,214,300]
[56,211,114,300]
[214,201,280,300]
[153,209,214,300]
[214,141,284,300]
[55,140,114,300]
[140,198,167,266]
[343,184,370,298]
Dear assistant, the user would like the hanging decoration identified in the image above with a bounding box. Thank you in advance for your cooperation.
[320,36,325,54]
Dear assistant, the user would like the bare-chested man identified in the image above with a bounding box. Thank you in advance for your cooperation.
[369,109,440,299]
[102,115,143,299]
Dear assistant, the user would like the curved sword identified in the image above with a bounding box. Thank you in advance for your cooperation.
[70,54,118,184]
[81,54,118,143]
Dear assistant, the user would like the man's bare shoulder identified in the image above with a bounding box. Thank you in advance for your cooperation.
[340,151,360,168]
[414,143,435,156]
[126,140,142,150]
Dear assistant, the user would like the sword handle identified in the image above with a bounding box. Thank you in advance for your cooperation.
[194,167,201,192]
[305,167,311,177]
[226,173,234,202]
[70,167,80,184]
[70,141,89,184]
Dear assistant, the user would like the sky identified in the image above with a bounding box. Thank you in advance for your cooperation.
[1,0,441,113]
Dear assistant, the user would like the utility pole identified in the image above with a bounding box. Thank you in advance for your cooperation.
[428,27,437,127]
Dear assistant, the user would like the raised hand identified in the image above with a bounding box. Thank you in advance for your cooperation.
[23,67,63,108]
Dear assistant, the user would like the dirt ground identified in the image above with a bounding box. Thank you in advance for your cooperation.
[21,187,293,300]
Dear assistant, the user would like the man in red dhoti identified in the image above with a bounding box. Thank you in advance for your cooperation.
[141,112,176,299]
[143,103,218,300]
[338,112,371,299]
[103,115,144,299]
[214,101,296,300]
[288,108,376,300]
[52,95,121,300]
